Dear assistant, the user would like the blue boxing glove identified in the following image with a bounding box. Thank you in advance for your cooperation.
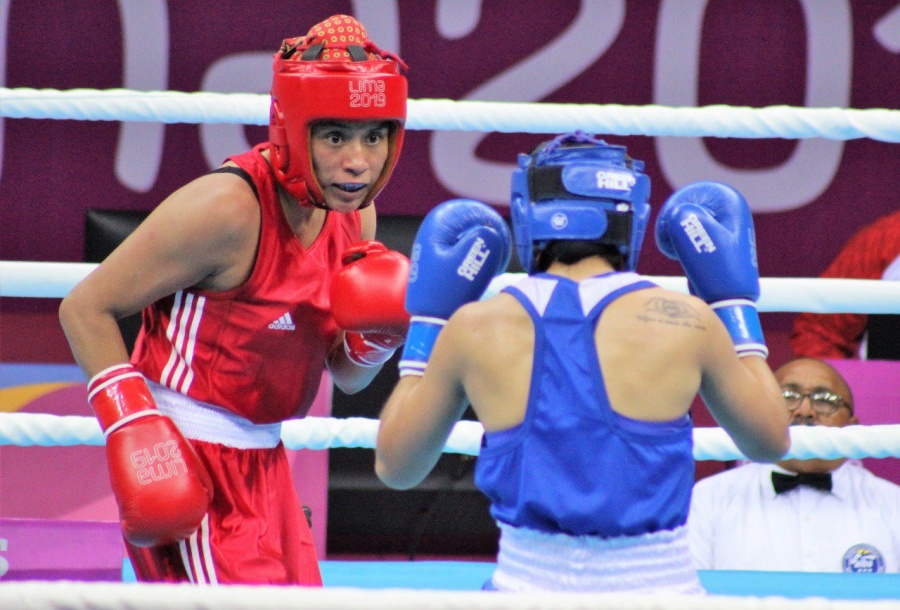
[399,199,512,377]
[655,181,768,359]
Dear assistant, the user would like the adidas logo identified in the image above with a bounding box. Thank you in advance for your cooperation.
[268,312,296,331]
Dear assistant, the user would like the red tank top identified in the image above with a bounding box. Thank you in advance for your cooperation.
[131,144,361,423]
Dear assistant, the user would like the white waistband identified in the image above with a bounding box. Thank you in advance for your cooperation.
[491,523,705,594]
[148,381,282,449]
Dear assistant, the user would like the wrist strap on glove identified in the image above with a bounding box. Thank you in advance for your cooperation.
[711,299,769,359]
[88,364,162,435]
[398,316,447,377]
[344,332,402,367]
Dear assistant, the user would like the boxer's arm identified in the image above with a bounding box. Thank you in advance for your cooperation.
[57,173,248,546]
[655,181,768,358]
[698,306,790,462]
[60,171,260,377]
[324,332,389,395]
[397,199,511,378]
[655,182,788,461]
[376,199,511,489]
[376,309,470,490]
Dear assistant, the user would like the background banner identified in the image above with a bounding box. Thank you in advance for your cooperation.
[1,1,897,276]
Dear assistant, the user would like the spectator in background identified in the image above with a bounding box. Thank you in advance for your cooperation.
[689,357,900,573]
[790,209,900,360]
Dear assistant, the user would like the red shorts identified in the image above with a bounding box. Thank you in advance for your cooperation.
[125,439,322,585]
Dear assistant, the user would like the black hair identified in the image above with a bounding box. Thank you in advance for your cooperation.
[534,240,626,273]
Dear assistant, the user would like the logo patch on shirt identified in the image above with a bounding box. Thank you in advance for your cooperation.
[842,544,885,573]
[268,313,296,331]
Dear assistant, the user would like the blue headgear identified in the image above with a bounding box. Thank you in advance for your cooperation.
[510,132,651,274]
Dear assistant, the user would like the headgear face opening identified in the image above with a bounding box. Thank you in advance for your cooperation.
[269,15,408,210]
[510,132,651,274]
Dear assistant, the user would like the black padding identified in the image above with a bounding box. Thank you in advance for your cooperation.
[301,43,324,60]
[599,212,633,248]
[210,166,259,201]
[866,314,900,360]
[347,44,368,61]
[85,209,149,354]
[280,42,301,59]
[528,166,569,201]
[85,210,147,264]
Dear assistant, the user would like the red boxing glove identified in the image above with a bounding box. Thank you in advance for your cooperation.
[331,241,411,367]
[88,364,213,547]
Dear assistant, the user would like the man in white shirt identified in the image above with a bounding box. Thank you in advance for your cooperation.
[689,357,900,573]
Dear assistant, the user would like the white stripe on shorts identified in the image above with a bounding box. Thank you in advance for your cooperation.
[179,514,217,585]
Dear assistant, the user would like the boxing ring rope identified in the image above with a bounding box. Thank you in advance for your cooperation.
[3,260,900,459]
[4,260,900,311]
[2,87,900,141]
[4,412,900,463]
[2,267,900,460]
[2,581,899,610]
[3,90,900,606]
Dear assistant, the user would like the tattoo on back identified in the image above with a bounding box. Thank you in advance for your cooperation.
[638,297,706,330]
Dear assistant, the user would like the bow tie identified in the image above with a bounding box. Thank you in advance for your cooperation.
[771,471,833,494]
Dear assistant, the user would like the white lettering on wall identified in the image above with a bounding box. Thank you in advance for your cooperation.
[0,0,10,182]
[0,1,169,188]
[873,4,900,54]
[429,0,625,205]
[3,2,397,189]
[653,0,851,212]
[114,0,169,193]
[353,0,401,56]
[199,52,271,168]
[0,0,861,214]
[436,0,482,40]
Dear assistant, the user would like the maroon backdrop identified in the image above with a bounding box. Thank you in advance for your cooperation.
[2,0,898,368]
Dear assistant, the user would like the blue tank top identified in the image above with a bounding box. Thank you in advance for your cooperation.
[474,272,695,537]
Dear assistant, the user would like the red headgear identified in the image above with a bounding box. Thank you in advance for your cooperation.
[269,15,408,209]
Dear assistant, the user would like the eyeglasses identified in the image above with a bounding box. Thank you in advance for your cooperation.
[782,388,853,416]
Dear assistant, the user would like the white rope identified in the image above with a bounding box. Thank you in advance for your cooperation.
[2,413,899,462]
[2,261,900,314]
[0,262,100,297]
[0,581,898,610]
[2,88,899,142]
[692,425,900,461]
